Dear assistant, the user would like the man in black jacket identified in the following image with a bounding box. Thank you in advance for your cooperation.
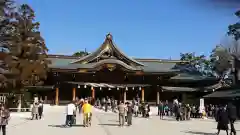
[227,103,237,135]
[127,102,133,126]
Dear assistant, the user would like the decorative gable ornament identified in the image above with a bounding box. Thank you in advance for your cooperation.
[70,33,144,72]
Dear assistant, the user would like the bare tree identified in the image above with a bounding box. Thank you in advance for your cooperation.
[211,10,240,85]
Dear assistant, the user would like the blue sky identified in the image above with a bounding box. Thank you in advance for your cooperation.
[18,0,239,59]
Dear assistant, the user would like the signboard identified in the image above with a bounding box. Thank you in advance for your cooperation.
[200,98,204,107]
[199,98,204,113]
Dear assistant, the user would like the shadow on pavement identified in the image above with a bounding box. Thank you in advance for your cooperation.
[184,131,216,135]
[21,118,32,120]
[48,124,84,128]
[161,118,178,121]
[108,120,119,122]
[98,123,119,127]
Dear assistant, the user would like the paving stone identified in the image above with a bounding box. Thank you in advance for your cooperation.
[6,106,240,135]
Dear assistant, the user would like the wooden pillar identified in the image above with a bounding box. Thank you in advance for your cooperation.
[123,90,127,103]
[72,87,76,101]
[91,87,95,99]
[141,87,144,102]
[55,87,59,105]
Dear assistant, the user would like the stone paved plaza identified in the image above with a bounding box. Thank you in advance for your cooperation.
[7,106,240,135]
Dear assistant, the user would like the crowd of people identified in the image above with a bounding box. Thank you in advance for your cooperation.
[163,101,237,135]
[0,93,237,135]
[93,96,238,135]
[3,95,237,135]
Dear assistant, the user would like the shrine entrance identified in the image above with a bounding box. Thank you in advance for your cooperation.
[64,81,149,103]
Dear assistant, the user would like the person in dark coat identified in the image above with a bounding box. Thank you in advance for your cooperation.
[215,106,219,121]
[127,103,133,126]
[176,104,181,121]
[0,104,10,135]
[158,102,164,119]
[216,106,229,135]
[38,101,43,119]
[227,103,237,135]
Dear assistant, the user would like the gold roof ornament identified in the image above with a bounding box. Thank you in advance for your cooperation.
[106,33,112,40]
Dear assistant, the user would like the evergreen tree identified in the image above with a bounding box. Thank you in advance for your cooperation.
[178,52,213,76]
[73,51,89,57]
[3,4,49,89]
[0,0,15,88]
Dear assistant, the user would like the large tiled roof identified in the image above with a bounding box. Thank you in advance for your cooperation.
[47,55,182,73]
[203,89,240,98]
[47,55,219,84]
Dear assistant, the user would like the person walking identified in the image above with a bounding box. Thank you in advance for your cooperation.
[133,103,139,117]
[82,100,92,127]
[38,101,43,119]
[118,101,125,127]
[65,101,76,127]
[176,104,181,121]
[127,103,133,126]
[216,106,229,135]
[158,101,164,119]
[0,104,10,135]
[31,102,39,120]
[186,104,191,120]
[227,103,237,135]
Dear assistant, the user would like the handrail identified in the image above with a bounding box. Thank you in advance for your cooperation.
[9,108,31,112]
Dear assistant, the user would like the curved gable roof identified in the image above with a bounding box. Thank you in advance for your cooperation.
[71,33,144,66]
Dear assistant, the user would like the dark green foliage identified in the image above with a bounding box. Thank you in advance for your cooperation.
[228,10,240,41]
[179,52,213,76]
[73,51,89,57]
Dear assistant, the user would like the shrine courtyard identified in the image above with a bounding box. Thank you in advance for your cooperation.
[7,106,240,135]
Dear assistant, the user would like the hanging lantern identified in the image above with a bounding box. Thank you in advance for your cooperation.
[100,87,102,90]
[84,85,87,88]
[125,87,128,91]
[139,87,141,90]
[77,85,80,88]
[109,88,111,90]
[117,87,119,90]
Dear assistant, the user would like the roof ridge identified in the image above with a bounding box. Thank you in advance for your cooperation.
[48,54,81,59]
